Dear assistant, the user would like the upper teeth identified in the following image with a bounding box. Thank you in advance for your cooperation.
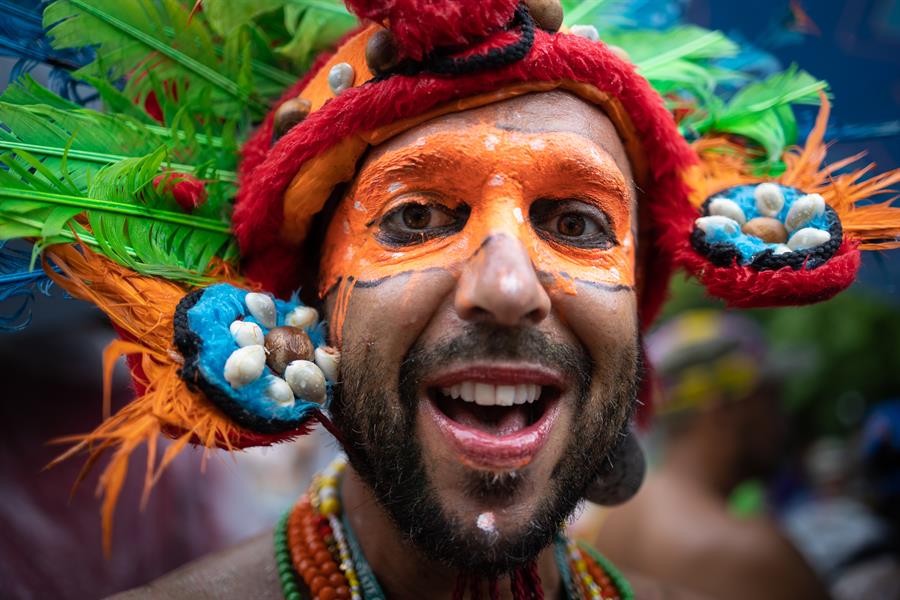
[440,382,541,406]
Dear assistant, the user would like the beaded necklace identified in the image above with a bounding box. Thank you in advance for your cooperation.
[276,456,634,600]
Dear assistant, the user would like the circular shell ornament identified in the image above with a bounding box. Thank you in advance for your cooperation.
[230,320,264,347]
[285,306,319,330]
[695,215,741,236]
[788,227,832,251]
[570,24,599,41]
[266,376,295,408]
[785,193,826,232]
[264,326,314,374]
[284,360,327,404]
[224,345,266,389]
[708,198,747,225]
[245,292,277,328]
[328,63,355,95]
[314,346,340,382]
[754,183,785,217]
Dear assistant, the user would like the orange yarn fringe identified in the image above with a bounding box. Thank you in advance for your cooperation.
[42,244,254,555]
[686,96,900,250]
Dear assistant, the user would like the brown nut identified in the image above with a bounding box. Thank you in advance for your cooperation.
[264,326,314,375]
[526,0,564,32]
[742,217,788,244]
[272,98,311,142]
[366,28,400,75]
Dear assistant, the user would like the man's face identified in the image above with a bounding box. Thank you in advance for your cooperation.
[320,92,641,573]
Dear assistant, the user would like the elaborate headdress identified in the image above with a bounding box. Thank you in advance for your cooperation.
[1,0,898,549]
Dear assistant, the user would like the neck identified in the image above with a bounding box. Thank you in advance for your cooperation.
[341,466,563,599]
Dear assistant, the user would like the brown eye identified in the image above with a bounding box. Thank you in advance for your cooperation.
[377,201,470,247]
[530,199,616,249]
[557,214,586,237]
[402,204,433,229]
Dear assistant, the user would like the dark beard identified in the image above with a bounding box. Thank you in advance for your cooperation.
[332,323,640,575]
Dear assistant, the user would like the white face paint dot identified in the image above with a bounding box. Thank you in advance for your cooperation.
[388,182,405,194]
[488,173,505,187]
[513,206,525,223]
[353,199,365,212]
[476,511,497,534]
[500,273,522,295]
[529,138,546,150]
[484,134,500,151]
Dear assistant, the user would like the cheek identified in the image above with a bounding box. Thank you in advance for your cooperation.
[552,285,639,381]
[328,269,457,365]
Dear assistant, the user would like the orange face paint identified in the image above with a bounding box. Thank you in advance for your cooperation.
[320,125,636,339]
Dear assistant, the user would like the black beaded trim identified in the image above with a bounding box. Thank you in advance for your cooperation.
[372,3,535,82]
[691,198,843,271]
[173,289,311,435]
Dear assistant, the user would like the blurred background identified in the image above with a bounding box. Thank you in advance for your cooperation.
[1,0,898,598]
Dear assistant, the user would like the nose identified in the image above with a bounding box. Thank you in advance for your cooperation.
[454,234,551,326]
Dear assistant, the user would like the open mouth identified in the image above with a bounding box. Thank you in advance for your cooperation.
[422,365,564,470]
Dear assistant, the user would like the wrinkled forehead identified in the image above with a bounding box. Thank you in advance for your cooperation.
[358,91,635,188]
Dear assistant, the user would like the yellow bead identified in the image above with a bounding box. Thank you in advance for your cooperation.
[320,498,340,516]
[321,476,339,487]
[576,559,588,572]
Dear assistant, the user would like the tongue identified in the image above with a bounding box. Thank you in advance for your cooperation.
[440,398,529,436]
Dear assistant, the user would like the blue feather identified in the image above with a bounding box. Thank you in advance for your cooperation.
[0,0,96,103]
[0,240,57,332]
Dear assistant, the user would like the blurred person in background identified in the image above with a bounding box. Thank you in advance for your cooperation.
[783,400,900,600]
[575,310,827,600]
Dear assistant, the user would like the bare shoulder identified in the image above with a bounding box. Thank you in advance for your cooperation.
[106,532,285,600]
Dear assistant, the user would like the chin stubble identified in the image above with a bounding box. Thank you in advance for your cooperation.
[332,324,640,575]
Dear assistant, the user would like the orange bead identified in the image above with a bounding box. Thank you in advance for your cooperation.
[302,567,318,582]
[318,587,338,600]
[335,586,351,599]
[310,575,328,594]
[313,550,331,564]
[328,572,346,586]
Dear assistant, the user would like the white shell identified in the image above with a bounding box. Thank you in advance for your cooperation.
[772,244,793,255]
[328,63,354,95]
[785,193,825,232]
[570,24,600,41]
[245,292,277,329]
[754,183,785,217]
[229,320,264,347]
[224,345,266,389]
[787,227,831,251]
[284,360,327,404]
[266,376,295,408]
[708,198,747,225]
[695,215,740,236]
[314,346,340,382]
[285,306,319,330]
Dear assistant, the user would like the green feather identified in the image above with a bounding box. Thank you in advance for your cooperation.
[0,147,237,283]
[44,0,267,117]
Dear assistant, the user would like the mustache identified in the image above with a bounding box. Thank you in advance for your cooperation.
[399,324,594,405]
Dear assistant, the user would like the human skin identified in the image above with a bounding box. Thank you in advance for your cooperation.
[324,91,641,597]
[108,91,651,599]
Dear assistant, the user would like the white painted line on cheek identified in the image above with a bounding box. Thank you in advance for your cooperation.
[513,206,525,223]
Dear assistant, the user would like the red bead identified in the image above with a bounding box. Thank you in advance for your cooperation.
[335,586,351,599]
[302,567,318,583]
[310,575,328,594]
[328,572,346,586]
[319,587,338,600]
[320,561,338,575]
[314,550,332,564]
